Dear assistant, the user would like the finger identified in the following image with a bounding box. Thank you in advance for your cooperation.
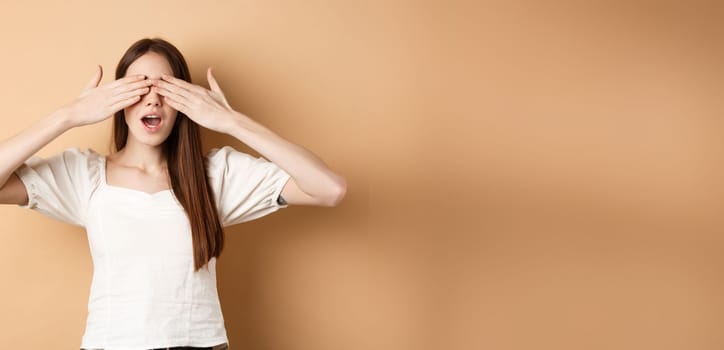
[207,67,224,95]
[160,74,207,95]
[154,81,192,102]
[83,65,103,90]
[162,95,190,115]
[208,67,232,109]
[112,86,150,103]
[106,74,147,89]
[114,79,155,93]
[109,95,142,112]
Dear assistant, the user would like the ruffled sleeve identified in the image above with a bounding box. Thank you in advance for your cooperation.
[13,147,97,227]
[205,146,292,227]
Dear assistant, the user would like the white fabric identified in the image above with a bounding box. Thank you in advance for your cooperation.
[14,146,291,350]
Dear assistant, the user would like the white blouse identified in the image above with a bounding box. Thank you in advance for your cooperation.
[14,146,291,350]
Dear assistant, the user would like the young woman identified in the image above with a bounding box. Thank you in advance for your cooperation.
[0,38,346,350]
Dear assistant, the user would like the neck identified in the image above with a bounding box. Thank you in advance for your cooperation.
[114,137,167,173]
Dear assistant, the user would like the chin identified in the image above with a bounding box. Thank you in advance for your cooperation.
[129,129,172,147]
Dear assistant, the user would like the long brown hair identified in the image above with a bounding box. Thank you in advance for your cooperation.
[112,38,224,272]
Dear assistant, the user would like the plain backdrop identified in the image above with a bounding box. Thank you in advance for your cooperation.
[0,1,722,349]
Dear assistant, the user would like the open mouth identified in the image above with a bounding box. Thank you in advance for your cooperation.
[141,115,163,132]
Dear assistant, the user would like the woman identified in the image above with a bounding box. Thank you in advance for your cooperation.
[0,38,346,350]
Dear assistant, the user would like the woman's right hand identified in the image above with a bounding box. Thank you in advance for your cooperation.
[61,65,154,128]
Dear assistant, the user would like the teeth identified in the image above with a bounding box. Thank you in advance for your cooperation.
[142,114,162,129]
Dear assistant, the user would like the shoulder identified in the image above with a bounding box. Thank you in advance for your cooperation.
[204,146,259,169]
[204,145,234,159]
[23,146,101,167]
[205,145,247,159]
[52,147,104,188]
[62,146,104,168]
[52,146,103,159]
[204,146,280,185]
[15,146,103,193]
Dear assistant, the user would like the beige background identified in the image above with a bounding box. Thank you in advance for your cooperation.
[0,1,722,349]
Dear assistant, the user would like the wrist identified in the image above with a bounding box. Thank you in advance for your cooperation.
[49,107,78,131]
[226,111,254,138]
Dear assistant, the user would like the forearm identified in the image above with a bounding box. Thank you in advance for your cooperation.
[0,109,74,186]
[226,112,346,201]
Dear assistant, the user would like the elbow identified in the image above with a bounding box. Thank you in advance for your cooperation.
[323,176,347,207]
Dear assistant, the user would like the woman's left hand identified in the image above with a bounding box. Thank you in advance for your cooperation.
[153,68,241,134]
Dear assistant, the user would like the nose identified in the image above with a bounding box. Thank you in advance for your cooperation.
[143,87,162,107]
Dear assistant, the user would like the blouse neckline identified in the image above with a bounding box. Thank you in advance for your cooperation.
[99,154,174,198]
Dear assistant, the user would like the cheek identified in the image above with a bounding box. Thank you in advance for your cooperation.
[124,103,141,118]
[166,109,178,123]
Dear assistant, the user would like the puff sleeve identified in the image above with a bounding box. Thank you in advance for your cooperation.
[205,146,292,227]
[13,147,93,227]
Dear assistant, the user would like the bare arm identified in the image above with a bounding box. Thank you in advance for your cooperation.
[0,175,27,205]
[0,112,74,205]
[0,66,154,205]
[154,69,347,207]
[227,114,347,207]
